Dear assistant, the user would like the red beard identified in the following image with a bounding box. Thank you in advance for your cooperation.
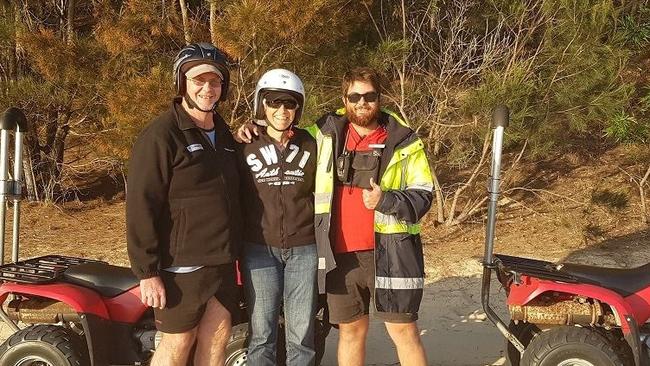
[347,104,379,127]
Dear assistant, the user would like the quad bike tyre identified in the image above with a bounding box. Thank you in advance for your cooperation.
[225,323,248,366]
[0,324,87,366]
[521,326,626,366]
[506,321,540,366]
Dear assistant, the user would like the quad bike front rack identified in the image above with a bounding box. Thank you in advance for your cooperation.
[0,255,104,284]
[480,106,526,354]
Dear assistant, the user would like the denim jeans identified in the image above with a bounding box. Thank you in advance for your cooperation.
[243,242,318,366]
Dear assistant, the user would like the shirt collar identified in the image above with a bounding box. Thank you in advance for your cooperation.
[172,99,207,131]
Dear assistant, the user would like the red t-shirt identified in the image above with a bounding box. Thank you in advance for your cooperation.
[331,124,388,253]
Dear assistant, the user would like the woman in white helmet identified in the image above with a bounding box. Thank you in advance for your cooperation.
[238,69,318,365]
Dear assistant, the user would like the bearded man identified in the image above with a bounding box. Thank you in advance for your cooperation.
[306,67,433,366]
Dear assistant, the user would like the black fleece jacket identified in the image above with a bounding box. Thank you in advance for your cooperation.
[238,128,316,248]
[127,101,242,279]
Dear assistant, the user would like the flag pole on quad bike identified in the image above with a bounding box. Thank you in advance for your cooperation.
[480,105,526,353]
[0,107,27,266]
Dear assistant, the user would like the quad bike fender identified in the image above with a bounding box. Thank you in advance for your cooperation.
[508,275,634,330]
[0,282,110,319]
[623,285,650,325]
[508,275,645,366]
[0,283,113,366]
[103,286,148,323]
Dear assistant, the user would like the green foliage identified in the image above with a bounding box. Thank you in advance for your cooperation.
[619,9,650,48]
[1,0,649,203]
[458,0,637,158]
[105,64,174,159]
[0,21,14,48]
[604,111,649,143]
[368,38,410,73]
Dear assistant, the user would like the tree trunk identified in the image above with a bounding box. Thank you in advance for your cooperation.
[169,0,179,21]
[18,0,33,32]
[22,151,37,201]
[0,1,14,87]
[640,164,650,224]
[53,124,70,178]
[431,167,445,224]
[209,0,217,44]
[51,112,71,180]
[11,0,22,82]
[179,0,191,44]
[23,121,42,201]
[66,0,75,45]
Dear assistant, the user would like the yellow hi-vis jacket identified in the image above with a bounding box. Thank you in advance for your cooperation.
[306,108,434,314]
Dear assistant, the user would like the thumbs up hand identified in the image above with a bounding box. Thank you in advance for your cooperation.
[362,178,383,210]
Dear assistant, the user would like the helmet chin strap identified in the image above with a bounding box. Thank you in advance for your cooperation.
[184,95,217,113]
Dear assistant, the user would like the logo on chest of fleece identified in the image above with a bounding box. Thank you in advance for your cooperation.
[246,144,311,185]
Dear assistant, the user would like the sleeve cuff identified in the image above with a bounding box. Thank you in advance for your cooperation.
[376,191,395,213]
[135,269,160,280]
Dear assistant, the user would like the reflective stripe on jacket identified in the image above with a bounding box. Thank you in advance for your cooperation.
[306,108,434,314]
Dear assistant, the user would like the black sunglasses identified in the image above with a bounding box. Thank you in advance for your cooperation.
[266,98,299,110]
[346,92,379,103]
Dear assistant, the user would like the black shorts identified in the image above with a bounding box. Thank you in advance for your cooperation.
[154,263,240,333]
[326,251,418,324]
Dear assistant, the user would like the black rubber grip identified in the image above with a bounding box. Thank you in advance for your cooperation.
[492,105,509,128]
[0,107,28,132]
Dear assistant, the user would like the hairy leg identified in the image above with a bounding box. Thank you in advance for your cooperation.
[385,321,427,366]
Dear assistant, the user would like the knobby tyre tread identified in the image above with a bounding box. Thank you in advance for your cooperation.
[521,326,626,366]
[0,324,87,366]
[506,321,540,366]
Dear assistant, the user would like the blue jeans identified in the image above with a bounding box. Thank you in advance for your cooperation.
[243,242,318,366]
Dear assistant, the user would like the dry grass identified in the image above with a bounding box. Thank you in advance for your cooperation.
[1,200,128,266]
[423,146,650,282]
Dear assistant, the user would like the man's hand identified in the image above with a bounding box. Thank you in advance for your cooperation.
[140,276,166,309]
[362,178,383,210]
[235,122,259,143]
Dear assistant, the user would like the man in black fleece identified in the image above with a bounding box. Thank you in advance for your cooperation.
[127,43,241,365]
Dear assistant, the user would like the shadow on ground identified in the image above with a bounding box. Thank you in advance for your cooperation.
[321,275,508,366]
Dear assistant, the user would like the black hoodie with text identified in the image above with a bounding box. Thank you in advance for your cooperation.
[238,128,316,248]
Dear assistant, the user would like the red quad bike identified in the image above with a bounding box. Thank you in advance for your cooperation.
[482,106,650,366]
[0,108,330,366]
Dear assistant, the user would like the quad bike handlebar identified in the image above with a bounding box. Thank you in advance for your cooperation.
[480,105,526,353]
[0,107,27,266]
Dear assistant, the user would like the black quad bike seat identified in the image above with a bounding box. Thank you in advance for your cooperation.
[557,262,650,297]
[495,254,650,297]
[63,262,139,298]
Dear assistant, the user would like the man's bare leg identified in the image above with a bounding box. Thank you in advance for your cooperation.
[150,328,197,366]
[385,321,427,366]
[337,315,369,366]
[194,297,232,366]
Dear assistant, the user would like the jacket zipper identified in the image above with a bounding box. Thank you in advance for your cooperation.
[278,145,286,248]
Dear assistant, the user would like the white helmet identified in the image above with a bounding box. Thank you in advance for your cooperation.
[254,69,305,126]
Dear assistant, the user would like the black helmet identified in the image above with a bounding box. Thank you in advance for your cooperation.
[173,42,230,101]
